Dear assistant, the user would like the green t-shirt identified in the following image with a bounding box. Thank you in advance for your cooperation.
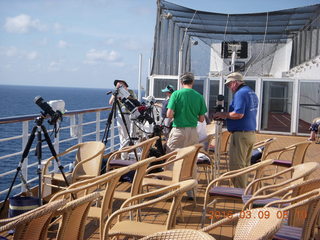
[167,88,207,127]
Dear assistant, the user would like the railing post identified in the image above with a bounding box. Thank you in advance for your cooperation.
[77,113,83,143]
[21,121,29,192]
[96,112,100,141]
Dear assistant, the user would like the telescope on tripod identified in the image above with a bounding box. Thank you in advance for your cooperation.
[0,96,68,215]
[103,84,165,157]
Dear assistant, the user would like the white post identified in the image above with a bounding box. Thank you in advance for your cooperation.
[77,114,83,143]
[203,77,210,117]
[96,112,101,141]
[291,78,299,134]
[177,49,183,90]
[256,77,263,131]
[138,54,142,101]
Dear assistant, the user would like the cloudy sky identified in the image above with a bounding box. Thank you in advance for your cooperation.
[1,0,319,89]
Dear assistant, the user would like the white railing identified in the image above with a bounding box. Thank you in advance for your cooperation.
[0,106,120,199]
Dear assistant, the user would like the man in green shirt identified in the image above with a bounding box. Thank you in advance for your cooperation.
[166,72,207,152]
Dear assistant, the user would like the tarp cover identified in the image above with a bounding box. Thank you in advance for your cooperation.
[151,0,320,75]
[160,0,320,42]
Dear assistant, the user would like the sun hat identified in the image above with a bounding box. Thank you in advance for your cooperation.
[114,79,128,88]
[225,72,244,85]
[161,85,175,93]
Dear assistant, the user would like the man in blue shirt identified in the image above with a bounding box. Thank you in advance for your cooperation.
[213,72,258,188]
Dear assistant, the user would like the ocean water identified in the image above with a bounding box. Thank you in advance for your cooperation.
[0,85,110,118]
[0,85,120,199]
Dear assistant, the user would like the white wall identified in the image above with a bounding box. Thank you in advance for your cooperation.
[269,40,292,78]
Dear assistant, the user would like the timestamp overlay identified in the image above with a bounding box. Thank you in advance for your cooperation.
[208,209,307,220]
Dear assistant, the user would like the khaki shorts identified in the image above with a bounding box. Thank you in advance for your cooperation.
[166,127,199,152]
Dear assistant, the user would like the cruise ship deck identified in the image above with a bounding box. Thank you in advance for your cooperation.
[75,132,319,240]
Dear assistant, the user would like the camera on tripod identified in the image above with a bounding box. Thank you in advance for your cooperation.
[108,86,154,124]
[34,96,65,125]
[212,94,225,121]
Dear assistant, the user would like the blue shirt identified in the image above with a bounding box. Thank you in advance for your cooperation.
[226,85,258,131]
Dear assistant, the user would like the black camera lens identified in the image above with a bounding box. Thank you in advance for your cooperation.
[34,96,56,117]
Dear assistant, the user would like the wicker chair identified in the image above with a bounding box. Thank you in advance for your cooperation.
[103,179,198,240]
[250,137,277,164]
[265,140,311,168]
[113,157,160,202]
[241,162,320,208]
[54,192,100,240]
[141,229,215,240]
[50,157,157,240]
[197,134,215,184]
[0,199,66,240]
[42,141,105,196]
[242,177,320,210]
[106,136,159,170]
[142,144,202,190]
[208,130,231,171]
[266,188,320,240]
[201,159,274,227]
[201,207,284,240]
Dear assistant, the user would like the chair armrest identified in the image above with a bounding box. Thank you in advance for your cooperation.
[122,184,180,208]
[104,185,182,236]
[145,156,183,174]
[42,143,83,173]
[201,213,240,232]
[244,167,293,195]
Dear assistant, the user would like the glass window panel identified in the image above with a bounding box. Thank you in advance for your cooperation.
[193,79,204,95]
[261,81,293,132]
[298,81,320,134]
[153,78,178,98]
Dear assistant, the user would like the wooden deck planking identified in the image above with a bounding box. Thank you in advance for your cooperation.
[84,133,319,239]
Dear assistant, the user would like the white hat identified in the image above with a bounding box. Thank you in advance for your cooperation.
[225,72,244,85]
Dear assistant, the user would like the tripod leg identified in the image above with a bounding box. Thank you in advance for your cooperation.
[36,128,43,205]
[102,100,116,145]
[0,126,37,215]
[41,125,70,188]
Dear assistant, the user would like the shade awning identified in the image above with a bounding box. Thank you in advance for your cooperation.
[160,0,320,42]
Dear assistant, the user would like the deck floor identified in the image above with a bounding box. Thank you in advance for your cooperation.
[81,133,320,239]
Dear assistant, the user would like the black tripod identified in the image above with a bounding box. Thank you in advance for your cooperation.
[102,91,135,147]
[0,115,69,215]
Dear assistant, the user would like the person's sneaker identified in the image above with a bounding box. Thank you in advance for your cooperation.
[308,138,315,141]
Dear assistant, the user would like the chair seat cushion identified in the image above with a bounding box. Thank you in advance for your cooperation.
[197,153,211,165]
[273,225,302,240]
[109,159,137,167]
[209,186,244,198]
[273,159,292,167]
[242,194,281,207]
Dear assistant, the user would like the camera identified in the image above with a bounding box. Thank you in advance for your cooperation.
[212,94,225,121]
[34,96,65,125]
[109,86,154,124]
[214,94,225,113]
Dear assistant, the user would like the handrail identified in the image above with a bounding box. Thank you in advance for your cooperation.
[0,106,118,199]
[0,106,111,124]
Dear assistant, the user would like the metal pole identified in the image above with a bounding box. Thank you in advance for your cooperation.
[177,49,182,90]
[138,54,142,101]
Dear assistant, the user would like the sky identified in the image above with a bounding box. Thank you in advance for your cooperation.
[0,0,319,90]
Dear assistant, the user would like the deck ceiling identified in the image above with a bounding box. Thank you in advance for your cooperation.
[160,0,320,42]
